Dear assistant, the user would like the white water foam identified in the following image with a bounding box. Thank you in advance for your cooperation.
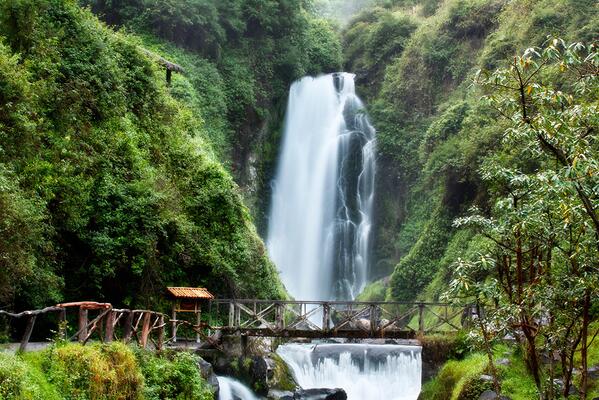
[277,343,422,400]
[217,376,258,400]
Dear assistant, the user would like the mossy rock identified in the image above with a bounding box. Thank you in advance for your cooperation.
[457,375,493,400]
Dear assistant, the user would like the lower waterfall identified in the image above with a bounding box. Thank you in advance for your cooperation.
[277,343,422,400]
[217,376,258,400]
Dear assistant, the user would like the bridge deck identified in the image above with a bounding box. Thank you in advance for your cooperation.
[210,300,467,339]
[0,300,469,351]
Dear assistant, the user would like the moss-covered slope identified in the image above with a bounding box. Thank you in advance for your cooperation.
[0,0,287,309]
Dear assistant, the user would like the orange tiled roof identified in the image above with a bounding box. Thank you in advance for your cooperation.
[166,287,214,299]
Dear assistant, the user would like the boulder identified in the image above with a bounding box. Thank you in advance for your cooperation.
[495,358,511,366]
[268,388,347,400]
[268,389,296,400]
[194,357,220,397]
[479,390,510,400]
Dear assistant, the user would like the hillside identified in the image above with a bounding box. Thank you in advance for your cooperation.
[343,0,598,302]
[0,0,340,310]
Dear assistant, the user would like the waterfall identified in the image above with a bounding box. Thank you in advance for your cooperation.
[267,72,375,301]
[266,73,420,400]
[217,376,258,400]
[277,343,422,400]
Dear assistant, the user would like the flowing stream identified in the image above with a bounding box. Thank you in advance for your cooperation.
[277,343,422,400]
[266,73,421,399]
[217,376,258,400]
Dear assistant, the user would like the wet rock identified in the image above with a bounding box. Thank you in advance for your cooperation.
[268,388,347,400]
[295,388,347,400]
[479,390,510,400]
[195,357,219,397]
[495,358,510,366]
[268,389,296,400]
[479,374,494,382]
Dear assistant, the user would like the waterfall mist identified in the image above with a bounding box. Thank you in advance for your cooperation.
[267,72,375,301]
[277,343,422,400]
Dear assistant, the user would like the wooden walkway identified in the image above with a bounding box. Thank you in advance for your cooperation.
[210,300,466,339]
[0,300,468,351]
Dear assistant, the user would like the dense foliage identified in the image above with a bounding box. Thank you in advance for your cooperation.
[0,343,214,399]
[343,0,598,302]
[81,0,343,222]
[345,0,597,398]
[445,41,598,399]
[0,0,305,311]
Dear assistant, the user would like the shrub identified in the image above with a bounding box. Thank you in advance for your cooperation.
[42,342,143,400]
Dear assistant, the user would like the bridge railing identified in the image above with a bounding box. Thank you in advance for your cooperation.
[0,301,214,352]
[210,300,467,338]
[1,300,471,350]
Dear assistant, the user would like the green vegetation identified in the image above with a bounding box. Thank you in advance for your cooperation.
[344,0,598,397]
[344,0,598,303]
[0,343,213,399]
[421,347,539,400]
[81,0,343,222]
[0,0,344,312]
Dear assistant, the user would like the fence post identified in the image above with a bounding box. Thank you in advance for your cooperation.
[229,302,234,327]
[172,303,178,343]
[275,303,284,331]
[140,312,151,349]
[78,307,88,343]
[19,315,36,352]
[157,315,165,351]
[322,302,330,332]
[369,304,377,337]
[418,303,425,336]
[104,310,114,343]
[123,311,134,343]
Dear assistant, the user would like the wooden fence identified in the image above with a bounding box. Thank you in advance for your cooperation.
[0,300,470,351]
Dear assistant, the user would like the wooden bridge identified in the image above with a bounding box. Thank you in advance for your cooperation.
[0,300,468,351]
[210,300,466,339]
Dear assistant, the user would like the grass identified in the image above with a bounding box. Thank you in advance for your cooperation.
[420,344,540,400]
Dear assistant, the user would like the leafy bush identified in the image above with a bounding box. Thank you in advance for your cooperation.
[135,349,213,400]
[42,342,143,400]
[0,352,64,400]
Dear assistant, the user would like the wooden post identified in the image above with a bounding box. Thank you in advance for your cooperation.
[123,311,134,342]
[172,305,178,344]
[140,312,151,349]
[78,308,88,343]
[418,303,425,336]
[58,308,67,341]
[157,315,165,351]
[369,304,377,337]
[19,315,36,352]
[235,303,241,327]
[322,302,330,332]
[275,303,284,331]
[104,310,114,343]
[229,302,234,327]
[196,310,201,343]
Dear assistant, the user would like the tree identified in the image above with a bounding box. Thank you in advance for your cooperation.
[448,39,598,399]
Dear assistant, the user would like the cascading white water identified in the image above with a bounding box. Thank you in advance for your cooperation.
[267,72,375,301]
[277,343,422,400]
[217,376,258,400]
[267,74,421,400]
